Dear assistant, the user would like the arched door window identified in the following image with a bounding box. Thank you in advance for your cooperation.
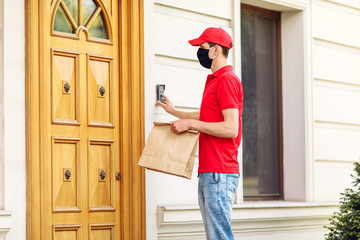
[53,0,110,40]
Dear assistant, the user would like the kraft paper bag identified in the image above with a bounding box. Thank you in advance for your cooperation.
[138,122,199,179]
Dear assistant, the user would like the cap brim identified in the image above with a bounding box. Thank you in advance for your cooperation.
[188,38,205,46]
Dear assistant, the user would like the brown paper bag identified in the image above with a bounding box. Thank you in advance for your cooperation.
[138,122,199,179]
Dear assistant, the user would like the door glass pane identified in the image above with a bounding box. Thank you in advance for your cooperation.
[88,12,108,39]
[241,10,280,198]
[63,0,79,25]
[83,0,97,26]
[54,4,74,33]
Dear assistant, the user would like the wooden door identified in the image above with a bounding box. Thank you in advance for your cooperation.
[26,0,146,238]
[37,0,120,239]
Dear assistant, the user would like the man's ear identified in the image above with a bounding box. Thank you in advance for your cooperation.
[216,45,223,55]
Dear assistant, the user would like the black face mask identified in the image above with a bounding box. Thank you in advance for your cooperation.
[197,48,212,69]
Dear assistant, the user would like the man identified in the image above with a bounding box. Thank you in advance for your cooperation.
[157,27,243,240]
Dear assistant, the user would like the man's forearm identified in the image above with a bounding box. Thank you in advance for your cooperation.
[190,120,238,138]
[169,109,199,120]
[170,109,239,137]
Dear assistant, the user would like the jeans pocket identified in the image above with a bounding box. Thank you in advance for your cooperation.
[226,174,240,201]
[213,172,220,183]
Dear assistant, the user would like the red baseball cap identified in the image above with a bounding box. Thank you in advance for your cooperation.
[188,27,233,49]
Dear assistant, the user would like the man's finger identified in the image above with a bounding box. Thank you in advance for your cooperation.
[170,121,174,132]
[157,100,165,107]
[162,94,170,102]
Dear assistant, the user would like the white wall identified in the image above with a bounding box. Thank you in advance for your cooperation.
[144,0,235,238]
[144,0,319,238]
[312,0,360,202]
[143,0,359,239]
[0,1,13,239]
[0,0,4,212]
[0,0,26,239]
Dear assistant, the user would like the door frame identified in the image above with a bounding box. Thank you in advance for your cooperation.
[25,0,146,239]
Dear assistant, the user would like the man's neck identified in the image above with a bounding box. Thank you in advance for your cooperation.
[211,57,228,73]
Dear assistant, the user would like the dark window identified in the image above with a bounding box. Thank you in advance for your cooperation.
[241,4,283,200]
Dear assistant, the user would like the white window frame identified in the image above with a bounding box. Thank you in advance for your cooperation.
[235,0,314,203]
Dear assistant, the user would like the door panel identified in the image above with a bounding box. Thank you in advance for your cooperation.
[88,140,114,210]
[53,225,81,240]
[52,137,80,212]
[52,50,80,125]
[89,224,114,240]
[88,56,113,127]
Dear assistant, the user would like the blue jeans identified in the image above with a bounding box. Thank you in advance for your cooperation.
[198,172,240,240]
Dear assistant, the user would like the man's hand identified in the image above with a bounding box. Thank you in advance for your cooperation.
[157,95,176,114]
[157,94,200,120]
[170,119,193,134]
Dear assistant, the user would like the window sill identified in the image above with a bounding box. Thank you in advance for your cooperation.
[233,200,339,208]
[159,200,339,214]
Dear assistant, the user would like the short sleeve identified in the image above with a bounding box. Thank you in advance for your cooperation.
[217,74,242,110]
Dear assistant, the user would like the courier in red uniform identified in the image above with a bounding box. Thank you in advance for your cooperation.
[157,27,243,240]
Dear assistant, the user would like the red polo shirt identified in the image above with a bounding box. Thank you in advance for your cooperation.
[198,65,243,174]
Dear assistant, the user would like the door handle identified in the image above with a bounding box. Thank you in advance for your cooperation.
[115,172,121,180]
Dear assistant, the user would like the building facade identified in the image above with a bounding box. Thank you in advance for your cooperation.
[0,0,359,239]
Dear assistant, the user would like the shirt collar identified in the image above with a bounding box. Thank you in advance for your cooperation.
[211,65,233,78]
[206,65,233,83]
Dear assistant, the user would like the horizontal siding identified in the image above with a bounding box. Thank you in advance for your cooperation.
[153,3,234,111]
[312,0,360,204]
[156,162,199,205]
[154,57,206,109]
[154,5,232,60]
[313,81,360,125]
[313,41,360,86]
[323,0,360,9]
[314,123,360,162]
[314,161,354,201]
[155,0,233,20]
[313,1,360,48]
[150,1,234,208]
